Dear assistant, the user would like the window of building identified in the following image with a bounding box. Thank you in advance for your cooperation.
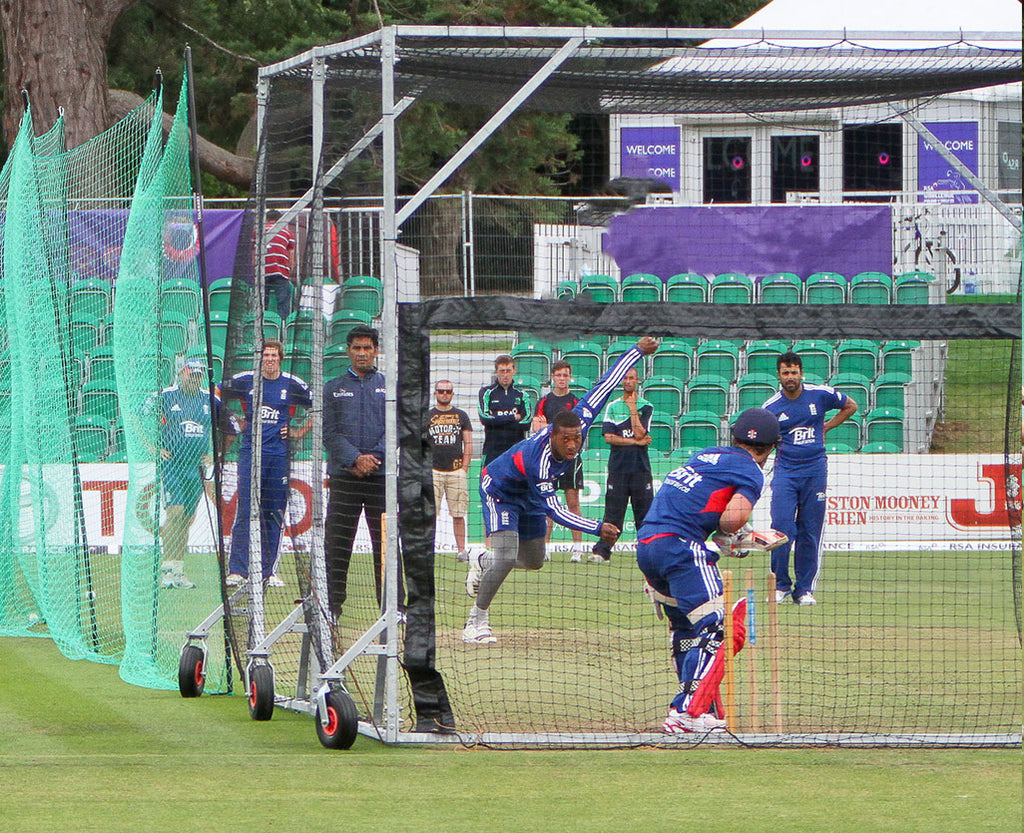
[703,137,751,203]
[771,135,820,203]
[843,124,902,200]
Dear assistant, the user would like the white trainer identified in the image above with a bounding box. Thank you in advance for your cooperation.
[570,545,586,563]
[462,620,497,644]
[769,589,792,604]
[267,574,286,588]
[795,593,817,606]
[456,549,470,563]
[161,574,195,589]
[587,553,610,563]
[465,549,485,598]
[225,573,244,587]
[662,707,727,734]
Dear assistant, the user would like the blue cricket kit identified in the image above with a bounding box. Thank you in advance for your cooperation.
[224,370,312,456]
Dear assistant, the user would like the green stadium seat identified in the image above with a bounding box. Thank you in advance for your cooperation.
[510,340,554,382]
[678,411,721,450]
[107,422,127,463]
[620,273,662,303]
[881,340,919,378]
[744,339,789,377]
[736,373,778,410]
[80,379,119,423]
[865,407,904,451]
[858,441,901,454]
[515,375,542,417]
[894,271,934,305]
[686,374,730,415]
[834,339,881,379]
[287,352,314,383]
[71,312,102,354]
[323,343,349,381]
[650,338,696,379]
[695,340,740,379]
[804,272,847,304]
[827,413,863,450]
[642,419,672,455]
[283,311,323,354]
[827,373,872,412]
[159,311,192,355]
[329,308,371,347]
[70,278,112,320]
[73,415,110,462]
[581,447,610,467]
[85,345,117,384]
[578,273,618,304]
[710,273,754,304]
[825,442,856,454]
[585,421,607,449]
[160,278,202,321]
[555,279,579,300]
[208,277,233,314]
[604,338,637,373]
[641,376,686,421]
[341,275,383,317]
[667,447,697,467]
[791,339,833,382]
[873,372,910,411]
[849,271,893,305]
[665,272,709,303]
[555,340,604,383]
[758,272,802,304]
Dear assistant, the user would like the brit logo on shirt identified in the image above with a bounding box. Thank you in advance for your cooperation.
[792,426,816,445]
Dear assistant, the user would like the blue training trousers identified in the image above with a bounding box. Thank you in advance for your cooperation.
[228,452,290,578]
[768,465,827,600]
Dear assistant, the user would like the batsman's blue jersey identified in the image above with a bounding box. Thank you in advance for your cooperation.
[762,384,847,472]
[639,447,764,544]
[481,346,645,535]
[224,371,312,457]
[157,386,220,462]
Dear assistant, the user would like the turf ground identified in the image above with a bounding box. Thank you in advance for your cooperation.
[0,636,1019,833]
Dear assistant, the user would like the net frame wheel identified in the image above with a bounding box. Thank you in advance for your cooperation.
[248,663,275,721]
[177,644,206,698]
[316,689,359,750]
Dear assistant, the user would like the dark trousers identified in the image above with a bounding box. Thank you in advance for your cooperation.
[326,473,403,617]
[593,469,654,559]
[265,274,292,320]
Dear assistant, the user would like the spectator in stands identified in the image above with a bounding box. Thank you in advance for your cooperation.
[591,366,654,564]
[324,324,403,617]
[263,213,296,319]
[761,351,857,605]
[531,360,586,562]
[427,379,474,562]
[223,340,311,588]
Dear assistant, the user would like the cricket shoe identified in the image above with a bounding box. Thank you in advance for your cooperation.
[161,574,195,589]
[225,573,245,587]
[266,574,286,588]
[769,589,792,604]
[456,549,470,563]
[795,593,817,606]
[570,545,586,563]
[587,553,610,564]
[465,548,486,598]
[662,708,727,734]
[462,620,497,645]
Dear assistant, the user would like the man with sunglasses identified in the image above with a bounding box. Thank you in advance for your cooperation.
[427,380,474,562]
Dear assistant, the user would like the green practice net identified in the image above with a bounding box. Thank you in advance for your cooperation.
[0,69,229,692]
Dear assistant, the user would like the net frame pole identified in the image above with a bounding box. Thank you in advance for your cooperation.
[380,25,402,745]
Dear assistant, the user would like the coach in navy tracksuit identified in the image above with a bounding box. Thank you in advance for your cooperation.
[324,324,403,617]
[762,351,857,606]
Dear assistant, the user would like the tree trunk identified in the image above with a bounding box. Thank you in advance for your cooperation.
[1,0,135,149]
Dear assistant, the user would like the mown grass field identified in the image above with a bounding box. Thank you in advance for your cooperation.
[0,636,1019,833]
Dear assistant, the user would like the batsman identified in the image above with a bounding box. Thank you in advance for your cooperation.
[636,408,786,734]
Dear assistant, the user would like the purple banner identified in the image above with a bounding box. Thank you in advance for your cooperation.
[619,127,681,192]
[67,209,243,286]
[602,205,892,280]
[918,122,979,204]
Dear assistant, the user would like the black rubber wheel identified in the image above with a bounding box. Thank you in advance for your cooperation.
[315,689,359,749]
[178,644,205,698]
[248,664,275,721]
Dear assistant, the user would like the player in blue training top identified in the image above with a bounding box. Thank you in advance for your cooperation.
[761,351,857,606]
[637,408,781,734]
[145,357,237,589]
[462,336,660,645]
[222,339,312,586]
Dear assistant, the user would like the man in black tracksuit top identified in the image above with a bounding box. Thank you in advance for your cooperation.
[477,354,530,465]
[323,325,403,617]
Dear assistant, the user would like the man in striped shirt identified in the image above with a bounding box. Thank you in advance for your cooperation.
[462,336,660,644]
[264,215,296,319]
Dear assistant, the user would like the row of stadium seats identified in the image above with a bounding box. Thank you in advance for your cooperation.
[557,270,936,305]
[511,336,918,384]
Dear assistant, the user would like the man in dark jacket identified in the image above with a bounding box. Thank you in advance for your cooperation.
[323,324,402,617]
